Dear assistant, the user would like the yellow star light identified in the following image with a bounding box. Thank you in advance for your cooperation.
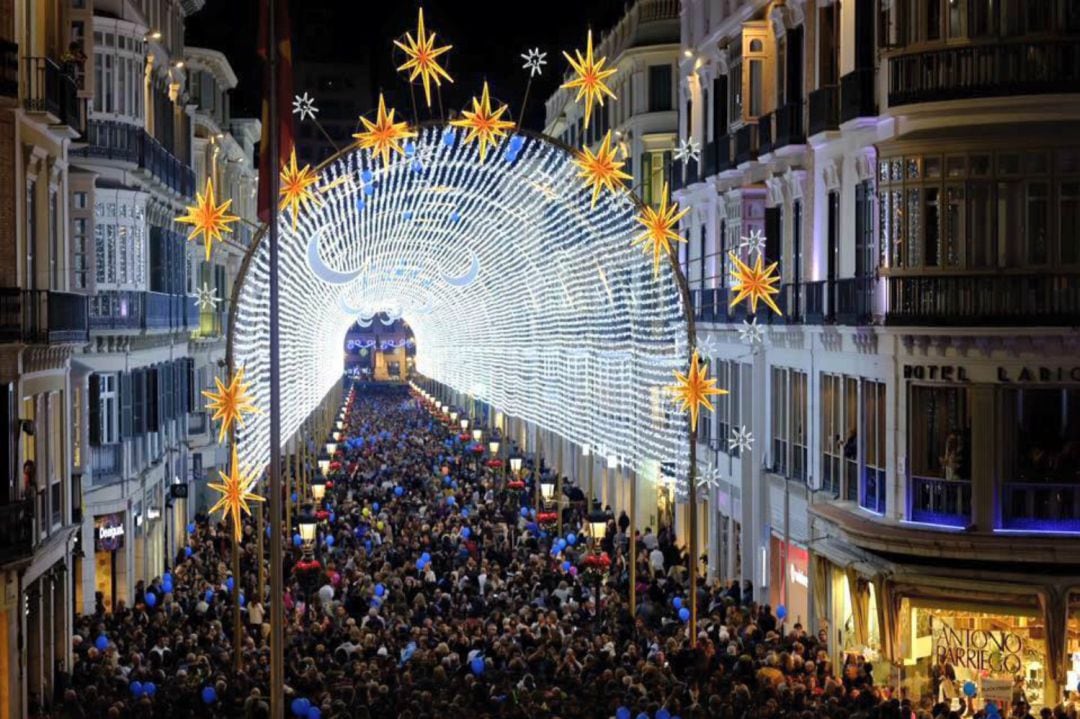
[353,94,417,168]
[394,8,453,108]
[561,30,617,129]
[278,148,321,230]
[668,350,727,432]
[176,178,239,261]
[574,130,632,207]
[449,82,515,162]
[202,367,260,444]
[728,251,783,315]
[208,445,265,542]
[632,183,689,277]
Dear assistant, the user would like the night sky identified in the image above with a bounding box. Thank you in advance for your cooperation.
[186,0,631,132]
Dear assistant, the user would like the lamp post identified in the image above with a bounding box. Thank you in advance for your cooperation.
[460,418,469,433]
[311,475,326,503]
[585,506,613,624]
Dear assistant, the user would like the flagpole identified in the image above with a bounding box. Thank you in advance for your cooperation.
[268,0,285,715]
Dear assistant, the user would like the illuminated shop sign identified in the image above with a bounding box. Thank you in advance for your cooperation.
[933,623,1023,673]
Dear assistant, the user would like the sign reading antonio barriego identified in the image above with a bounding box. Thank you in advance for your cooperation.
[933,620,1024,674]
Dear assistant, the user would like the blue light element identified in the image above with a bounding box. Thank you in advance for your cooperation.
[441,128,456,147]
[508,135,525,153]
[363,182,375,197]
[403,211,413,220]
[411,159,423,173]
[355,197,365,211]
[404,141,416,157]
[362,169,374,184]
[449,211,461,223]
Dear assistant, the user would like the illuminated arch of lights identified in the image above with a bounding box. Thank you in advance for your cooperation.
[229,125,690,490]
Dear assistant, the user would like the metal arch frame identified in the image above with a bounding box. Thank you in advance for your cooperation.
[222,122,704,638]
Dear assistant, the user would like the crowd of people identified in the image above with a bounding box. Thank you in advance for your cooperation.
[51,385,1073,718]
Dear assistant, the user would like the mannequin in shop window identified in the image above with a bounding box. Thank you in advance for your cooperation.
[942,432,962,481]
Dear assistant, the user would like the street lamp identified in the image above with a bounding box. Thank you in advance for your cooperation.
[311,475,326,502]
[539,475,556,502]
[460,418,469,432]
[472,428,482,443]
[335,420,343,431]
[488,440,500,456]
[450,410,458,423]
[325,441,337,455]
[587,507,612,545]
[509,456,523,475]
[332,431,341,442]
[298,506,318,547]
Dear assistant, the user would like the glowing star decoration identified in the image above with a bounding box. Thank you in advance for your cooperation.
[521,48,547,77]
[394,8,453,108]
[738,317,765,346]
[632,182,688,277]
[728,252,782,315]
[574,130,632,207]
[667,350,727,432]
[695,466,723,497]
[674,137,701,165]
[278,148,321,230]
[208,445,265,542]
[449,82,515,162]
[202,367,260,444]
[739,228,767,257]
[353,94,417,167]
[729,425,754,454]
[176,178,239,261]
[561,30,616,129]
[292,92,319,121]
[194,282,220,312]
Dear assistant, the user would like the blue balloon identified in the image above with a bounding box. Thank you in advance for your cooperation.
[561,561,571,572]
[329,513,336,524]
[324,535,335,546]
[421,552,430,561]
[656,710,670,719]
[673,597,683,609]
[637,714,650,719]
[394,486,404,496]
[306,707,321,719]
[184,546,193,557]
[373,502,380,512]
[520,507,529,517]
[776,605,787,620]
[446,497,456,506]
[163,572,173,585]
[162,582,173,595]
[239,594,246,607]
[470,656,485,675]
[201,686,217,704]
[461,508,469,518]
[293,534,303,547]
[226,577,235,592]
[143,682,156,697]
[678,607,690,622]
[566,533,577,546]
[364,540,372,552]
[291,698,310,717]
[616,709,631,719]
[375,583,385,597]
[205,589,214,603]
[415,559,426,571]
[131,681,143,697]
[95,634,108,651]
[461,527,471,539]
[145,592,157,608]
[962,681,977,698]
[187,522,196,534]
[291,492,298,503]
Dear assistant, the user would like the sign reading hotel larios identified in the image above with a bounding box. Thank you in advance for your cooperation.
[933,622,1024,674]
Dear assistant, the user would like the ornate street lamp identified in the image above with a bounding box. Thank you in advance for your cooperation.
[460,418,469,432]
[509,456,523,475]
[325,440,337,455]
[587,507,613,546]
[298,507,318,547]
[450,410,458,423]
[488,440,500,456]
[472,428,482,443]
[539,475,556,502]
[317,453,330,476]
[311,475,327,502]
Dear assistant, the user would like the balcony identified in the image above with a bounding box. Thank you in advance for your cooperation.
[23,56,81,131]
[757,112,775,154]
[715,133,733,172]
[774,101,805,149]
[0,41,17,98]
[840,67,876,123]
[702,140,718,178]
[808,85,839,135]
[1002,482,1080,533]
[0,288,89,344]
[670,158,684,192]
[832,276,874,325]
[684,157,699,185]
[89,291,142,330]
[803,280,828,323]
[884,273,1080,326]
[734,124,758,165]
[778,282,800,323]
[910,475,971,527]
[0,500,34,565]
[89,291,194,332]
[90,444,123,486]
[73,119,195,197]
[888,39,1080,108]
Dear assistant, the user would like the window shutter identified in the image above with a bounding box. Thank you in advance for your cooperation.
[89,374,102,446]
[120,371,133,438]
[133,369,144,435]
[147,367,160,433]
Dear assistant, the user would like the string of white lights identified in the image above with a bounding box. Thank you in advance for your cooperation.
[232,126,690,491]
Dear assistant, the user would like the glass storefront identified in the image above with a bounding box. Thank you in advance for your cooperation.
[93,513,125,611]
[897,601,1050,710]
[769,536,809,627]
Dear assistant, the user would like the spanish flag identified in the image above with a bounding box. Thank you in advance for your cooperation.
[257,0,294,223]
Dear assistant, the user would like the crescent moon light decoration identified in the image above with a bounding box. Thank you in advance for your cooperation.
[307,233,363,285]
[440,251,480,287]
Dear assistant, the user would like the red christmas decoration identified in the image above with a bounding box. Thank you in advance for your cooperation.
[485,459,504,468]
[506,480,526,491]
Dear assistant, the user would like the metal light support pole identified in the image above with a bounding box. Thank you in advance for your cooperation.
[629,468,636,616]
[267,1,285,715]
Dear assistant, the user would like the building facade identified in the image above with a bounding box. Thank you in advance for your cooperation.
[677,0,1080,707]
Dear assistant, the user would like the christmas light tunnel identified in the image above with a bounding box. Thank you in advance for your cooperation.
[227,125,692,491]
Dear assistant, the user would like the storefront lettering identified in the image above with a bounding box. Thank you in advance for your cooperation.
[996,366,1080,383]
[934,624,1023,674]
[98,524,124,541]
[903,365,968,382]
[789,563,809,588]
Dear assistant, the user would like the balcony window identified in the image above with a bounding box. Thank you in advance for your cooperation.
[648,64,672,113]
[1026,182,1050,265]
[862,380,887,514]
[716,361,742,457]
[771,368,808,480]
[908,385,970,525]
[1061,182,1080,264]
[822,374,860,496]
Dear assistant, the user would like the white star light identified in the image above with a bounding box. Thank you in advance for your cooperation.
[695,467,722,494]
[292,92,319,122]
[697,335,724,359]
[521,48,547,77]
[729,425,754,454]
[674,137,701,164]
[739,228,767,257]
[194,282,220,312]
[738,317,765,346]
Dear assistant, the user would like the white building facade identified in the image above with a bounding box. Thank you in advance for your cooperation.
[678,0,1080,706]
